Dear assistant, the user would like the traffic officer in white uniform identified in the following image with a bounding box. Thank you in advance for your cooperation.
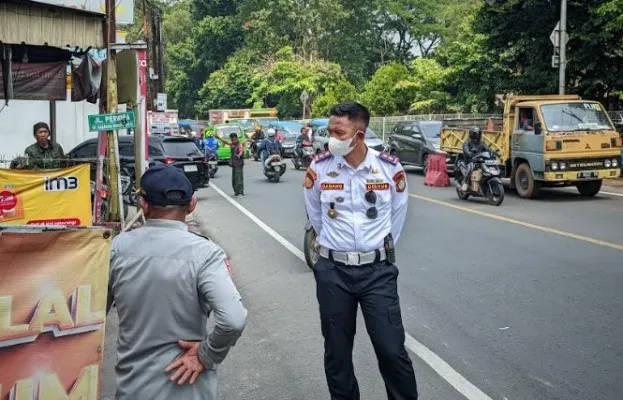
[303,102,418,399]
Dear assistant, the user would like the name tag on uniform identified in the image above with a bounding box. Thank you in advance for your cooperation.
[366,182,390,191]
[321,182,344,190]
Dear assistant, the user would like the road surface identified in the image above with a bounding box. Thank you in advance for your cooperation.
[103,160,623,400]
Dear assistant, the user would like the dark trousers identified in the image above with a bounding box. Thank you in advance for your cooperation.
[232,165,244,195]
[314,256,418,400]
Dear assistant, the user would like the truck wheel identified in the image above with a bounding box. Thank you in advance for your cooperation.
[514,163,540,198]
[576,180,602,197]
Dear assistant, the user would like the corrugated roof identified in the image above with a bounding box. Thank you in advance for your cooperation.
[0,1,104,49]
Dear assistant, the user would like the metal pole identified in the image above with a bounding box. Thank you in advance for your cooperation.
[558,0,567,95]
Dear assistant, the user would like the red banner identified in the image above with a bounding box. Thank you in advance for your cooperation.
[0,62,67,101]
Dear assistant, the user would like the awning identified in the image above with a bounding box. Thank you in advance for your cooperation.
[0,0,105,49]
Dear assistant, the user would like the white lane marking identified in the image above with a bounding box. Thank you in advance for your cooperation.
[405,335,493,400]
[210,184,306,260]
[600,190,623,198]
[210,182,493,400]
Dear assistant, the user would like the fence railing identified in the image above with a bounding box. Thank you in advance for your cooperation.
[296,111,623,142]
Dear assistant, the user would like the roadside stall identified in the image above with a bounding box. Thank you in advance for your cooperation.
[0,0,148,230]
[0,1,105,227]
[0,2,119,398]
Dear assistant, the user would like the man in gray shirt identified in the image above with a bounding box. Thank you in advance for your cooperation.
[107,163,247,399]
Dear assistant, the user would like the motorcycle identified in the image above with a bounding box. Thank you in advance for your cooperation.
[292,140,315,170]
[90,181,109,223]
[204,149,218,178]
[303,214,319,271]
[455,151,505,206]
[91,173,131,224]
[263,153,287,183]
[120,168,137,206]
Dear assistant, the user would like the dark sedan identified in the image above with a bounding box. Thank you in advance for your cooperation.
[387,120,449,174]
[66,135,209,190]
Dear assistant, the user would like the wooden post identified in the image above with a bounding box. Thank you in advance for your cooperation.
[106,0,122,222]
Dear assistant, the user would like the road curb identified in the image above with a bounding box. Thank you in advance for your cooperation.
[603,178,623,189]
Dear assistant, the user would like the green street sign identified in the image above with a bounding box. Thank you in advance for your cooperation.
[88,111,136,132]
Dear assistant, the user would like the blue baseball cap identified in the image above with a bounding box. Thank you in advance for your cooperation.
[140,163,194,206]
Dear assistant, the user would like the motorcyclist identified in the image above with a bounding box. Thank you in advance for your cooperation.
[461,126,493,191]
[251,125,265,141]
[259,128,282,167]
[202,128,219,159]
[295,126,312,160]
[251,125,265,156]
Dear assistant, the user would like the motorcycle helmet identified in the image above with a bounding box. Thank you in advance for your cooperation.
[469,126,482,143]
[267,128,276,137]
[255,125,261,131]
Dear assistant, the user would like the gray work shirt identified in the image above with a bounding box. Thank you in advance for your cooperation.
[108,219,247,400]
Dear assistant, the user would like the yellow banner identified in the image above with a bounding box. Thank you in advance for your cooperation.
[0,165,91,226]
[0,226,111,399]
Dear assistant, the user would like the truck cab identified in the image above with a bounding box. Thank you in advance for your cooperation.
[441,95,622,198]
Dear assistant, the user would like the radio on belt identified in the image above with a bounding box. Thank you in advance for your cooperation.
[384,233,396,265]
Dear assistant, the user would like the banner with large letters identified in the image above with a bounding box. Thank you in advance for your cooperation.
[0,226,111,399]
[0,165,91,226]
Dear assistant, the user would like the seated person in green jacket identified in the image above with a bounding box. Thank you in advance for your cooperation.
[24,122,65,169]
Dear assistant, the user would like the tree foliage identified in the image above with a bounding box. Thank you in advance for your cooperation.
[142,0,623,118]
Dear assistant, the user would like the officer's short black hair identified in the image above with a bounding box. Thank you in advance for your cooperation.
[329,102,370,129]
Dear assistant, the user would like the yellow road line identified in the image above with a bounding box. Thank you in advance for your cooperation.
[409,193,623,252]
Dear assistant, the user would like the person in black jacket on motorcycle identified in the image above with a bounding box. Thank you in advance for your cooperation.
[461,126,493,191]
[251,125,265,142]
[251,125,265,158]
[295,126,312,160]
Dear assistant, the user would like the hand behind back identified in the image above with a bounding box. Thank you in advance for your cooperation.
[165,340,206,385]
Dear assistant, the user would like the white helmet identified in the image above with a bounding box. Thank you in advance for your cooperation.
[267,128,276,137]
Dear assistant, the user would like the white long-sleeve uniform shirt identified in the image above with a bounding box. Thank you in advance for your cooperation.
[303,148,408,253]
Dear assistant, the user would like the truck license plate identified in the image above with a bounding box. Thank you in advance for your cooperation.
[577,171,598,179]
[184,165,198,172]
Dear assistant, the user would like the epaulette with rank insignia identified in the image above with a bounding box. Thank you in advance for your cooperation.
[379,151,399,165]
[314,150,333,163]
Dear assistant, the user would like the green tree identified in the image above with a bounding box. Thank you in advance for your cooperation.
[397,58,453,113]
[360,62,412,116]
[251,47,353,118]
[195,49,257,115]
[312,79,358,117]
[434,1,492,112]
[239,0,350,61]
[475,0,623,108]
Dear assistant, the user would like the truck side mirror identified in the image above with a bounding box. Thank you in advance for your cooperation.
[534,122,542,135]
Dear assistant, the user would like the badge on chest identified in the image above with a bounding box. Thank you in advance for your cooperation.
[366,178,390,192]
[320,182,344,190]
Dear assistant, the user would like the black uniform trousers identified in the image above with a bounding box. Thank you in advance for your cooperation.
[314,255,418,400]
